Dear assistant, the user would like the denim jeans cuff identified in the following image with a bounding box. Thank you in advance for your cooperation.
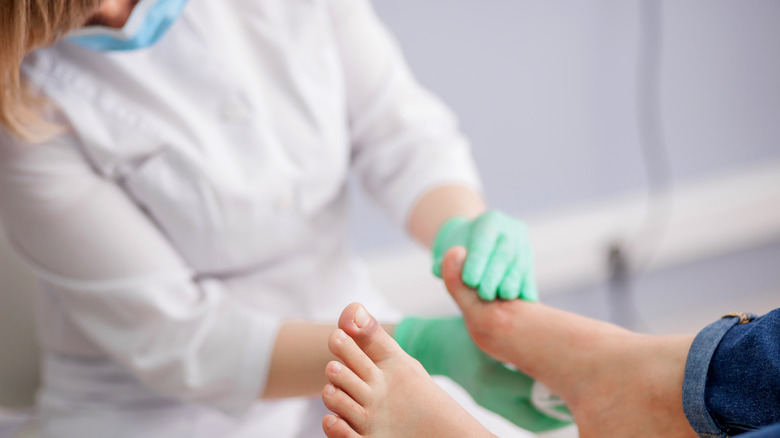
[682,315,747,438]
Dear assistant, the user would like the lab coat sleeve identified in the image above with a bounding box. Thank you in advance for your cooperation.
[328,0,483,226]
[0,130,278,417]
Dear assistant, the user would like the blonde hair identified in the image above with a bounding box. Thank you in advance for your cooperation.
[1,0,102,142]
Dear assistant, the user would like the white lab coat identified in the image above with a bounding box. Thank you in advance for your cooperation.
[0,0,481,436]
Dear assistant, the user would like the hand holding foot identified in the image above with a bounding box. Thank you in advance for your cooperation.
[393,315,572,431]
[441,246,698,438]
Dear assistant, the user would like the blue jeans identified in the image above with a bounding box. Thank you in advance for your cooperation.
[740,423,780,438]
[683,308,780,437]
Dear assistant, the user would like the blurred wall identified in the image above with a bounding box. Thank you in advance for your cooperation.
[348,0,780,251]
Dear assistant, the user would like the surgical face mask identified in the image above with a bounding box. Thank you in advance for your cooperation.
[67,0,189,52]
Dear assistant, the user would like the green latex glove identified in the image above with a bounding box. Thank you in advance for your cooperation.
[432,210,538,301]
[394,316,572,433]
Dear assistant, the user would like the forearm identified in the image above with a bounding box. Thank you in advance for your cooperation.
[261,321,333,399]
[262,320,396,399]
[407,185,486,248]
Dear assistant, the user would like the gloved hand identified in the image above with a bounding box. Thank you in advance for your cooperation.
[432,210,538,301]
[394,316,572,432]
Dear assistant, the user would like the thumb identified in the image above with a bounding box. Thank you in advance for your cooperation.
[442,246,480,310]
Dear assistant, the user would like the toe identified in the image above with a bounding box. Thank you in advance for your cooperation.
[322,384,367,431]
[443,247,483,310]
[328,329,380,382]
[327,360,372,405]
[338,303,404,364]
[323,414,363,438]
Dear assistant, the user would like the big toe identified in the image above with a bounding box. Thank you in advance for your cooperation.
[338,303,403,364]
[442,247,482,311]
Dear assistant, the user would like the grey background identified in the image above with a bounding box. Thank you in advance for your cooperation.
[347,0,780,323]
[348,0,780,251]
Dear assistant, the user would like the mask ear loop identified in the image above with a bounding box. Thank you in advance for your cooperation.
[67,0,158,40]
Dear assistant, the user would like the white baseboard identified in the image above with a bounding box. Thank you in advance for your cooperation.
[365,160,780,314]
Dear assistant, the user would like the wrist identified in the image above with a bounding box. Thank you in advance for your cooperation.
[407,185,486,247]
[431,215,473,277]
[432,215,470,249]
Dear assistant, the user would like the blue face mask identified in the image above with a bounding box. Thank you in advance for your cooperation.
[67,0,189,52]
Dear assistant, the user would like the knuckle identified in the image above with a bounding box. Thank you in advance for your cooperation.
[504,268,522,281]
[466,251,489,263]
[327,333,339,352]
[490,252,512,265]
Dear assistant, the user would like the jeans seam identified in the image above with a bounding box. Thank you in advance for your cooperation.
[683,316,742,438]
[721,312,757,325]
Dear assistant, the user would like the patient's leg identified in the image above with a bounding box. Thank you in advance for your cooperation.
[441,246,697,438]
[321,302,496,438]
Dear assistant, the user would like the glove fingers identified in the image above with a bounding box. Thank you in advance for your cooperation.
[520,266,540,302]
[498,233,531,300]
[463,218,500,288]
[498,266,522,300]
[478,234,515,301]
[431,217,471,279]
[511,232,538,302]
[432,256,444,278]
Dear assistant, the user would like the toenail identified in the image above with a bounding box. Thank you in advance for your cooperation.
[354,305,370,328]
[326,416,337,428]
[330,362,342,373]
[325,384,336,395]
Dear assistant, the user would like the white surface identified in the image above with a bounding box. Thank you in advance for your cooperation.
[434,377,536,438]
[538,425,579,438]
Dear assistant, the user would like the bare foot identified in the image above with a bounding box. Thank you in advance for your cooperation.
[321,303,497,438]
[441,247,698,438]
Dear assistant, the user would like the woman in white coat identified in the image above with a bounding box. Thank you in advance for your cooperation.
[0,1,554,437]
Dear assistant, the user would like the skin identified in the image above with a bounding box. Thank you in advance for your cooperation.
[265,186,485,399]
[323,303,496,438]
[37,4,705,433]
[406,185,486,248]
[323,247,699,438]
[85,0,139,28]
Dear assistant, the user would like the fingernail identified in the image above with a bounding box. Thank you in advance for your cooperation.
[336,329,346,341]
[326,416,337,428]
[325,384,336,395]
[354,305,370,328]
[330,362,342,373]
